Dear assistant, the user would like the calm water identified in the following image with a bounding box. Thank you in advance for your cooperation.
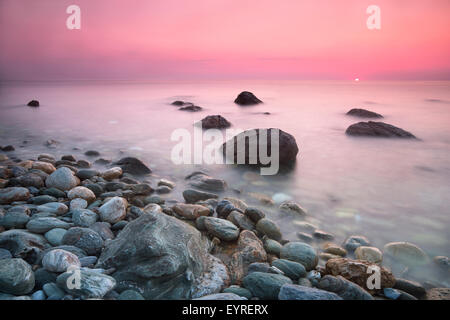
[1,80,449,285]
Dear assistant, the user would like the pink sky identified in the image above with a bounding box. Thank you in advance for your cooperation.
[0,0,449,80]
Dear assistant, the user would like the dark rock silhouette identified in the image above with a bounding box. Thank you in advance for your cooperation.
[27,100,39,107]
[346,108,382,118]
[201,115,231,129]
[234,91,262,105]
[346,121,416,138]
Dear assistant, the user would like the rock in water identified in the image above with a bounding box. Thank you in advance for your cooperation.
[27,100,39,107]
[222,128,299,167]
[179,105,202,112]
[185,172,227,191]
[346,121,416,138]
[234,91,262,105]
[0,187,31,205]
[346,108,383,118]
[318,275,374,300]
[242,272,292,300]
[45,167,80,191]
[325,258,396,293]
[383,241,429,266]
[57,269,116,299]
[200,115,231,129]
[278,283,342,300]
[114,157,151,175]
[0,258,35,295]
[96,207,221,299]
[183,189,218,203]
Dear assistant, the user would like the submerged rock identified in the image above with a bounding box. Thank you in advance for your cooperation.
[346,108,383,118]
[27,100,39,107]
[222,128,299,167]
[179,105,202,112]
[96,207,220,299]
[185,172,227,191]
[234,91,262,106]
[346,121,416,138]
[200,115,231,129]
[183,189,218,203]
[383,241,429,266]
[114,157,151,175]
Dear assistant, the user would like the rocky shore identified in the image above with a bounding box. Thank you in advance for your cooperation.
[0,149,448,300]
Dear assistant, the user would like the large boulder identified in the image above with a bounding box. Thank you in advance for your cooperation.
[96,206,223,299]
[114,157,151,175]
[222,128,299,167]
[346,121,416,138]
[45,167,80,191]
[0,258,35,295]
[200,115,231,129]
[346,108,383,118]
[234,91,262,106]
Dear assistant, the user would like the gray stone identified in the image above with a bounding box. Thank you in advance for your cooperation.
[194,293,246,300]
[31,195,57,205]
[26,217,71,234]
[70,198,88,210]
[118,289,145,300]
[242,272,292,300]
[0,258,35,295]
[227,211,255,231]
[61,227,104,255]
[271,259,306,280]
[36,202,68,215]
[244,207,265,222]
[45,167,80,191]
[57,269,116,299]
[1,207,30,229]
[0,249,12,260]
[280,242,318,271]
[42,249,81,273]
[278,284,342,300]
[31,290,46,300]
[72,209,97,227]
[98,197,127,224]
[0,187,31,204]
[0,229,49,262]
[114,157,151,175]
[318,275,374,300]
[183,189,218,204]
[43,282,65,299]
[76,169,99,180]
[44,228,67,246]
[264,239,282,256]
[79,256,97,267]
[204,217,240,241]
[342,235,371,252]
[256,218,282,241]
[89,222,114,241]
[186,172,227,192]
[223,286,252,299]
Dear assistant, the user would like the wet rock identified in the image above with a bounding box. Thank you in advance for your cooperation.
[222,128,299,167]
[26,217,71,234]
[42,249,81,273]
[70,198,88,210]
[129,183,153,195]
[271,259,306,280]
[61,227,104,255]
[179,105,202,112]
[313,230,334,241]
[355,246,383,264]
[278,283,342,300]
[72,209,98,227]
[0,207,30,229]
[0,229,49,262]
[43,282,65,299]
[342,235,371,252]
[101,167,123,181]
[318,275,374,300]
[27,100,39,107]
[346,121,416,138]
[36,202,68,215]
[280,242,318,271]
[45,167,80,191]
[89,222,114,241]
[279,201,306,216]
[256,218,282,241]
[68,186,96,203]
[183,189,218,203]
[96,207,218,299]
[79,256,97,267]
[186,172,227,191]
[84,150,100,157]
[234,91,262,105]
[204,217,240,241]
[394,278,426,298]
[227,211,255,230]
[34,268,57,289]
[244,207,265,222]
[41,188,66,199]
[172,203,211,220]
[325,258,396,293]
[323,243,347,257]
[0,258,35,295]
[76,169,99,180]
[157,179,175,189]
[228,230,267,284]
[118,290,144,300]
[0,187,31,204]
[44,228,67,246]
[10,172,45,188]
[242,272,292,300]
[264,239,282,256]
[31,290,46,300]
[200,115,231,129]
[57,269,116,299]
[98,197,127,224]
[31,195,57,205]
[114,157,151,175]
[0,249,12,260]
[425,288,450,300]
[155,186,171,194]
[383,242,429,266]
[191,255,230,299]
[346,108,383,118]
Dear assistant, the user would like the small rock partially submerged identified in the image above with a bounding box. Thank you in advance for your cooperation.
[346,121,416,138]
[234,91,262,106]
[27,100,39,107]
[114,157,151,175]
[346,108,383,118]
[200,115,231,129]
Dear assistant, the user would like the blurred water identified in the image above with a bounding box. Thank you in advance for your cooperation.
[0,80,449,285]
